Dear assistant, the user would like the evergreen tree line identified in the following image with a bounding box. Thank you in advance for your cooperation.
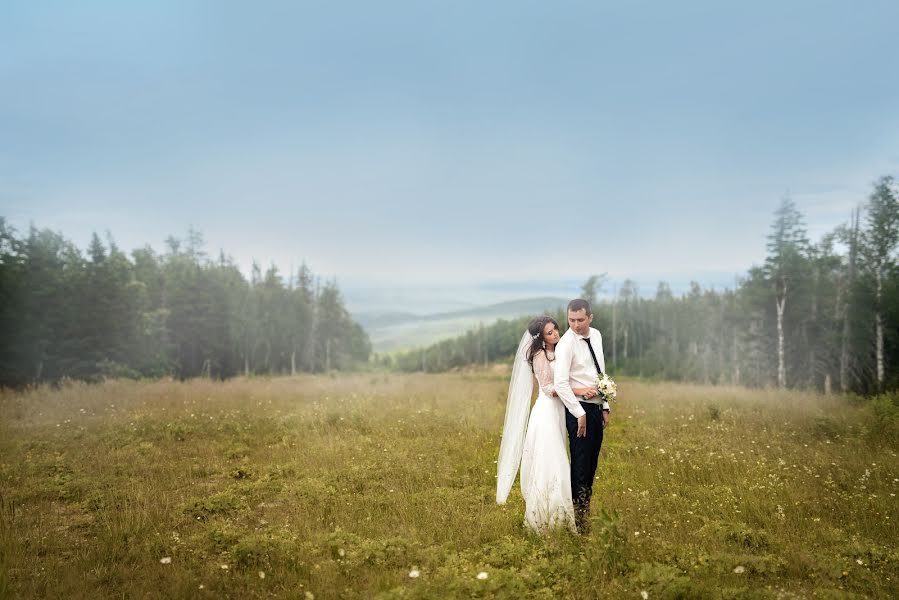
[0,224,370,387]
[386,176,899,395]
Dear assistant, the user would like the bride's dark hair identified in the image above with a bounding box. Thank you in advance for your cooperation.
[526,316,560,371]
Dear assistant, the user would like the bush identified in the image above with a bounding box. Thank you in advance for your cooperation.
[866,391,899,447]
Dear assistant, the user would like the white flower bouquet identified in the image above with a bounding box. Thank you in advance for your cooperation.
[596,373,617,402]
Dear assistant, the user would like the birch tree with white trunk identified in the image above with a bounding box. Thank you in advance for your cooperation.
[764,196,811,389]
[860,176,899,391]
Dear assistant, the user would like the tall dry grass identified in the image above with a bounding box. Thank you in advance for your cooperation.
[1,373,896,598]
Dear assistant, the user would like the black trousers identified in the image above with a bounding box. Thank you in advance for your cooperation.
[564,401,604,524]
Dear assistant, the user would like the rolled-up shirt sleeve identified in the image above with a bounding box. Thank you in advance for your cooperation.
[553,335,586,418]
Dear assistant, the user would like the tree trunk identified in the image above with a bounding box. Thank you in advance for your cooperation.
[702,342,710,384]
[840,207,859,393]
[475,330,481,369]
[835,280,845,391]
[291,347,297,376]
[809,264,818,388]
[671,327,678,372]
[839,311,850,393]
[776,284,786,389]
[612,295,617,367]
[304,282,320,371]
[875,269,884,389]
[732,331,740,385]
[636,315,643,377]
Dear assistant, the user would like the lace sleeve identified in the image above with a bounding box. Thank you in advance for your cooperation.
[533,352,555,397]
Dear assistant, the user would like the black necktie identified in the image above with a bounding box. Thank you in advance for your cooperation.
[582,337,603,375]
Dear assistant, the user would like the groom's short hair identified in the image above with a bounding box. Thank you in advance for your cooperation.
[568,298,592,315]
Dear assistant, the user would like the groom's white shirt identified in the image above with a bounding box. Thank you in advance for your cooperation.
[553,326,609,419]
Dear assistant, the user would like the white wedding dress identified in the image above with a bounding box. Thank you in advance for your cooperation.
[497,335,576,533]
[518,349,576,532]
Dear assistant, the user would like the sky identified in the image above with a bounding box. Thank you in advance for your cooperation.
[3,0,899,294]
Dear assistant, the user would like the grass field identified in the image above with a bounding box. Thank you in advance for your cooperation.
[1,373,897,599]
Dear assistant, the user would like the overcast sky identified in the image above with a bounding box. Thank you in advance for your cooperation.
[3,0,898,287]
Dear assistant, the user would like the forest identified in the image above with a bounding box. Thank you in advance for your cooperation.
[2,176,896,394]
[0,224,370,387]
[388,176,899,395]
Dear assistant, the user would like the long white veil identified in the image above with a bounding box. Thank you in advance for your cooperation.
[496,330,534,504]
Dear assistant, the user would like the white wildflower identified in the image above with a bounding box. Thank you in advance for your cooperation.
[733,565,745,574]
[477,571,489,580]
[641,592,649,599]
[159,557,172,564]
[259,571,266,579]
[408,569,421,578]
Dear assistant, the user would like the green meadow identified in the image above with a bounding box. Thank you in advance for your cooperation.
[1,373,897,599]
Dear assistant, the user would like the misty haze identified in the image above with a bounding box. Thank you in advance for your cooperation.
[2,2,898,598]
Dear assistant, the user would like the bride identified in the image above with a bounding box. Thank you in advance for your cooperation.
[496,316,596,533]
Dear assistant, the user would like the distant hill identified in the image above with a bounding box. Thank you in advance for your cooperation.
[354,296,568,352]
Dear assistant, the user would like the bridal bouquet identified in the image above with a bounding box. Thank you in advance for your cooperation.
[596,373,617,402]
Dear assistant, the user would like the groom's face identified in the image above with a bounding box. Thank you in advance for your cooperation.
[567,309,592,337]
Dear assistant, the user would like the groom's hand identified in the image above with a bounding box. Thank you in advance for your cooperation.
[602,410,610,429]
[577,415,586,437]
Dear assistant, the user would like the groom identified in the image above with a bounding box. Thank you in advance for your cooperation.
[553,298,611,533]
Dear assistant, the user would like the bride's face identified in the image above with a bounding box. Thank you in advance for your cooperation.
[542,322,560,346]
